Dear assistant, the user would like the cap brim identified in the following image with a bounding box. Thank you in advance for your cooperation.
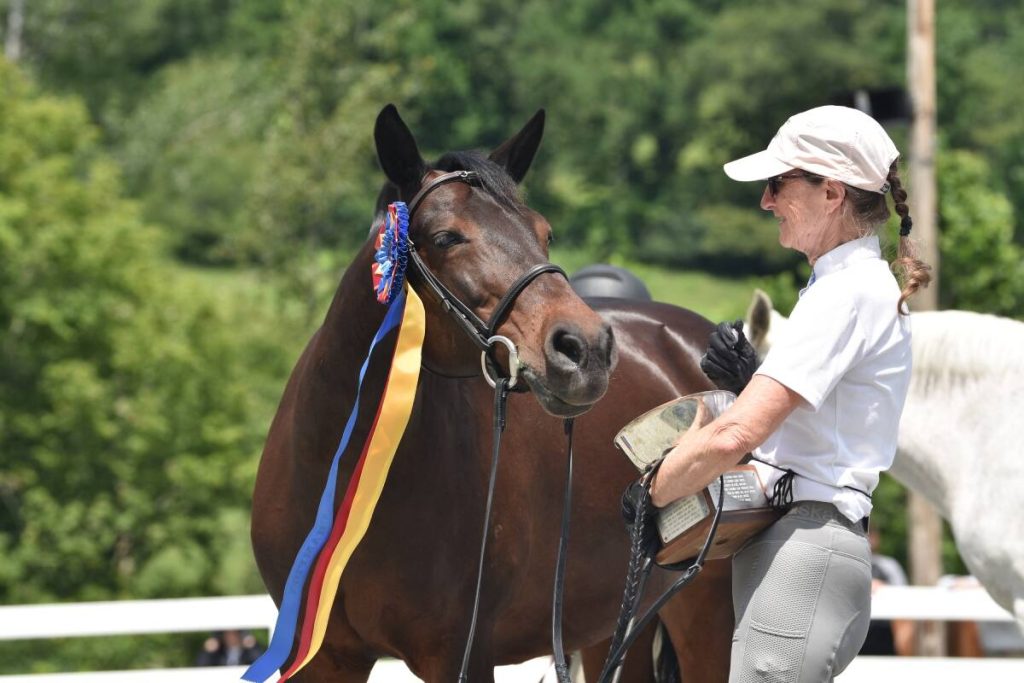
[723,150,794,182]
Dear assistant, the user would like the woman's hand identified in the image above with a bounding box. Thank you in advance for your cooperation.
[700,320,759,395]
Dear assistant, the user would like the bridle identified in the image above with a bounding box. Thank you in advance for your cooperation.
[403,170,567,388]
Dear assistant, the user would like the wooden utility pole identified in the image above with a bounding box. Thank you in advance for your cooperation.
[4,0,25,62]
[907,0,945,657]
[908,0,940,307]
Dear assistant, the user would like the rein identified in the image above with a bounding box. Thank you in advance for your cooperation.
[457,377,512,682]
[456,379,577,683]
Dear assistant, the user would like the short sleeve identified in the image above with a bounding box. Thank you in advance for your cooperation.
[755,287,866,410]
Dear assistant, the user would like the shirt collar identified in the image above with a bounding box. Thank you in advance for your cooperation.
[811,235,882,282]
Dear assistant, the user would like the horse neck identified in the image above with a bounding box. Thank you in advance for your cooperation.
[889,311,1024,517]
[890,428,957,519]
[317,240,389,381]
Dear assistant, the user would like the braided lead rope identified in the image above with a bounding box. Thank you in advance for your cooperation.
[598,474,727,683]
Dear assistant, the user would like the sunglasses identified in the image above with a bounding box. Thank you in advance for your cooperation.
[767,171,821,197]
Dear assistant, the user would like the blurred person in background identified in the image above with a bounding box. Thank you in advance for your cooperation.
[196,629,263,667]
[859,527,915,656]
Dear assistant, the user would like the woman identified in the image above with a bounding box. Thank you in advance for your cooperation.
[650,105,930,681]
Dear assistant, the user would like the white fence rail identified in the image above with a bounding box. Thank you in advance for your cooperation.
[868,584,1015,622]
[0,586,1020,682]
[0,595,278,641]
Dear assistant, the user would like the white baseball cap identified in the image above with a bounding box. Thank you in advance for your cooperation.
[723,105,899,194]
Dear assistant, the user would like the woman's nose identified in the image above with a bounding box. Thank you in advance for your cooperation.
[760,184,774,211]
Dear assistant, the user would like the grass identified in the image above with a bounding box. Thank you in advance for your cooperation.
[550,247,763,323]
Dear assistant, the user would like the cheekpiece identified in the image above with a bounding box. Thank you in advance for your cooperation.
[372,202,410,305]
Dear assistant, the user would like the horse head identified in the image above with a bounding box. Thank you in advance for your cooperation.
[372,104,616,417]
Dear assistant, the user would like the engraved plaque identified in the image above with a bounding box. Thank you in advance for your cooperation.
[656,492,710,544]
[709,468,770,511]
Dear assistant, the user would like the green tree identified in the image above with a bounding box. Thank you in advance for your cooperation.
[10,0,238,123]
[116,54,283,263]
[0,59,300,670]
[937,2,1024,242]
[937,150,1024,316]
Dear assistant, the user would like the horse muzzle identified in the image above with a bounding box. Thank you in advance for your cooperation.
[519,321,616,417]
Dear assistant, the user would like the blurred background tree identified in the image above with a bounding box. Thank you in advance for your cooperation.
[0,59,300,671]
[1,0,1021,671]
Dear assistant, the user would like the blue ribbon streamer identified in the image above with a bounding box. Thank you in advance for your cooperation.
[243,289,409,682]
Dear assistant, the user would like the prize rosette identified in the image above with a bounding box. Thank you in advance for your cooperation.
[372,202,410,305]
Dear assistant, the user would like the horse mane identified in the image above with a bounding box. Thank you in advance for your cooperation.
[911,310,1024,390]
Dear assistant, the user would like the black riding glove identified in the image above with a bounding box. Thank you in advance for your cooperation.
[700,319,759,395]
[620,479,661,560]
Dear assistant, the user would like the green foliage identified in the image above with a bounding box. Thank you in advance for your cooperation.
[243,2,415,270]
[0,634,210,675]
[937,150,1024,316]
[635,204,801,274]
[15,0,239,123]
[116,55,283,263]
[936,3,1024,236]
[868,475,966,576]
[0,61,300,670]
[551,246,762,322]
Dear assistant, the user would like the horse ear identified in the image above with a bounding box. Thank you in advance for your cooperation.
[489,109,545,184]
[374,104,426,190]
[745,289,774,347]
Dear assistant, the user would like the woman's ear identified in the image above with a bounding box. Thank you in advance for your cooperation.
[824,179,847,213]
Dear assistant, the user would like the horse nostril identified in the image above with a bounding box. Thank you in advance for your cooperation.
[600,325,616,366]
[553,329,586,367]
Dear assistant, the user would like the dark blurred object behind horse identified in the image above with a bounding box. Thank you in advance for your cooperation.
[569,264,653,302]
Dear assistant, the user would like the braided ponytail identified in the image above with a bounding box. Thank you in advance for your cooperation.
[888,160,932,314]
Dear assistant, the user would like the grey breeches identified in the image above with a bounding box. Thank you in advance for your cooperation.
[729,501,872,682]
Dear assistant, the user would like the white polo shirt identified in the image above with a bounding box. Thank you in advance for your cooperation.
[752,235,912,522]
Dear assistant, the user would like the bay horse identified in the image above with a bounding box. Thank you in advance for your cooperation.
[250,104,734,682]
[746,291,1024,628]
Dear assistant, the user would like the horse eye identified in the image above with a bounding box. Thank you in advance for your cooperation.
[432,231,465,249]
[547,232,555,246]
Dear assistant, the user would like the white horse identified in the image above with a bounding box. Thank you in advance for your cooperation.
[744,290,1024,626]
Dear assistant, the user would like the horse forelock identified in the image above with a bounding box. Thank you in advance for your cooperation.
[911,310,1024,390]
[370,151,525,235]
[433,150,523,210]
